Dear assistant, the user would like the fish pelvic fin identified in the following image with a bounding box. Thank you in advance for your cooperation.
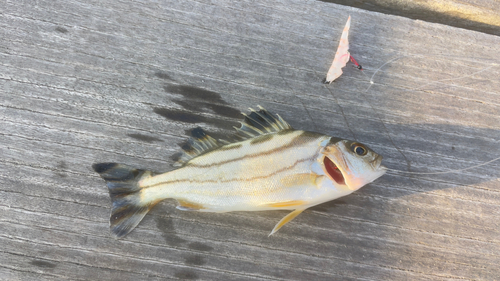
[92,163,155,238]
[269,208,306,236]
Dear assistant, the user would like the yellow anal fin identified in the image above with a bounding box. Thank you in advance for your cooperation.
[269,209,305,236]
[176,200,205,211]
[265,200,306,208]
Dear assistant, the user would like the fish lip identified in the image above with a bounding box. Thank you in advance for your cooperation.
[370,155,384,170]
[371,155,387,178]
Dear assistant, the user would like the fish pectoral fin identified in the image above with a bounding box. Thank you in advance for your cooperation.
[176,200,205,211]
[269,209,306,236]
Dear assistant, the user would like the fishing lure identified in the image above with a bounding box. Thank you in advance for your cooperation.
[325,15,363,83]
[93,106,386,238]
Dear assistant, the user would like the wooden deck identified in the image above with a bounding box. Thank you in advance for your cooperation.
[1,0,499,280]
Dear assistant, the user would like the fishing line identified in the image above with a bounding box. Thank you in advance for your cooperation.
[364,53,500,178]
[277,69,319,132]
[321,50,499,178]
[358,67,371,81]
[354,55,415,173]
[386,156,500,175]
[365,54,497,94]
[347,55,372,81]
[314,70,359,141]
[364,55,407,92]
[396,65,495,94]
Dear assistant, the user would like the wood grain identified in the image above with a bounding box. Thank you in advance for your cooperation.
[1,0,499,280]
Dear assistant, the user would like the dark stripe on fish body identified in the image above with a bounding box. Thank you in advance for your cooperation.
[143,155,317,189]
[185,131,323,169]
[250,134,273,144]
[300,131,325,138]
[327,136,344,145]
[217,143,243,151]
[277,129,295,135]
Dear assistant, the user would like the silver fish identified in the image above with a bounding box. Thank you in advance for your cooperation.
[93,106,386,238]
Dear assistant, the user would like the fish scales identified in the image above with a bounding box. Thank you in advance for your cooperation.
[93,106,386,238]
[140,131,330,211]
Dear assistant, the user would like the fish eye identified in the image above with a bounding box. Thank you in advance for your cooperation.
[351,143,367,156]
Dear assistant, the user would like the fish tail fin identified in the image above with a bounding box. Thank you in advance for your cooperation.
[92,163,155,238]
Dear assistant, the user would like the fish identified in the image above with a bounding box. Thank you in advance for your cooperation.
[92,106,386,238]
[325,15,352,83]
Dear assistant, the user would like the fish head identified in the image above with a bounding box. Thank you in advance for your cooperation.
[320,138,386,191]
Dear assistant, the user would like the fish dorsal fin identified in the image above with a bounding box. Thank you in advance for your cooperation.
[234,106,292,140]
[174,127,221,167]
[174,106,292,167]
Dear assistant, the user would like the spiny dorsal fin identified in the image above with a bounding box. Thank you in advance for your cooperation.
[174,106,292,167]
[174,127,221,167]
[233,105,292,140]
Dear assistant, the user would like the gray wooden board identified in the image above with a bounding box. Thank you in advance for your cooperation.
[1,0,499,280]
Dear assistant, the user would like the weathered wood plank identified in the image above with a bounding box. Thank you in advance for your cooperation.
[1,0,499,280]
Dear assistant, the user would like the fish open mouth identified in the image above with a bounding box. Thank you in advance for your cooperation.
[324,156,346,185]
